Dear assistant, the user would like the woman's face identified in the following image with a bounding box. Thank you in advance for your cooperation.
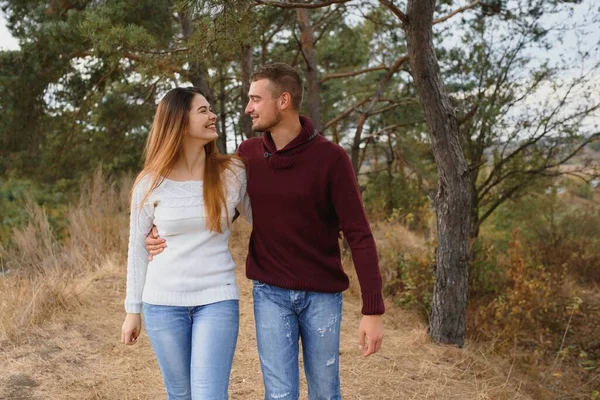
[187,94,218,142]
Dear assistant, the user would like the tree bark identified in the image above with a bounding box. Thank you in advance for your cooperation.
[241,44,255,139]
[218,66,228,153]
[296,8,323,132]
[405,0,472,347]
[179,12,227,153]
[332,121,340,144]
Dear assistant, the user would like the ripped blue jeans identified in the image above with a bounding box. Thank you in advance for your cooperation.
[252,281,342,400]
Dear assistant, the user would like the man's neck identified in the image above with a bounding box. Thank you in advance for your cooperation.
[270,115,303,151]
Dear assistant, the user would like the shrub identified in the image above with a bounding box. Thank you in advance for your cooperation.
[363,172,429,231]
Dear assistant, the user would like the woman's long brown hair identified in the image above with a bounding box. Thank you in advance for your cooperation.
[132,87,239,233]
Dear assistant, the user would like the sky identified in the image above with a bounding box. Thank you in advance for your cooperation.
[0,9,18,51]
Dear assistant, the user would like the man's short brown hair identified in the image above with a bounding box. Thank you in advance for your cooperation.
[251,63,303,110]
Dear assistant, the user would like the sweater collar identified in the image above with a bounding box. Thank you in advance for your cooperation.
[261,116,318,169]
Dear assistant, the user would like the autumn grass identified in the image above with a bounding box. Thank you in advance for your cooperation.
[1,220,539,399]
[0,171,549,399]
[0,169,131,344]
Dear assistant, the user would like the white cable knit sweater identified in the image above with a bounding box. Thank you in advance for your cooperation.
[124,161,251,314]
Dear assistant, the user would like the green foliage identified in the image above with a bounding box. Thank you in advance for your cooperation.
[392,253,434,317]
[0,177,76,245]
[575,181,594,200]
[363,172,428,229]
[378,240,435,319]
[469,237,507,297]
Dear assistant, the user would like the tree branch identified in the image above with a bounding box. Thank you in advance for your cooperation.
[361,120,424,143]
[263,18,288,46]
[125,47,189,55]
[254,0,352,9]
[478,132,600,204]
[313,7,345,45]
[71,50,190,78]
[481,73,596,194]
[378,0,408,24]
[313,4,345,29]
[367,99,418,117]
[478,181,528,227]
[457,105,479,126]
[356,6,399,29]
[142,80,160,104]
[350,54,410,171]
[320,65,388,83]
[323,96,370,130]
[122,52,189,77]
[433,0,481,25]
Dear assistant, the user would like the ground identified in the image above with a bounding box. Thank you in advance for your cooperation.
[0,224,539,399]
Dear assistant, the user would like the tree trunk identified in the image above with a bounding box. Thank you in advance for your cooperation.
[351,114,367,174]
[386,134,395,211]
[179,12,226,153]
[241,44,255,139]
[296,8,322,132]
[218,66,228,153]
[332,121,340,144]
[261,40,267,66]
[405,0,472,347]
[469,178,480,242]
[189,65,226,153]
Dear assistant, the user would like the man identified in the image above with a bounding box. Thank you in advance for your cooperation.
[146,63,384,400]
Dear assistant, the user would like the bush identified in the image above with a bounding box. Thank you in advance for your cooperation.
[363,172,429,231]
[0,177,78,245]
[469,231,573,354]
[469,237,507,299]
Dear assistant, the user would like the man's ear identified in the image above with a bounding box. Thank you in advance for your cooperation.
[279,92,292,110]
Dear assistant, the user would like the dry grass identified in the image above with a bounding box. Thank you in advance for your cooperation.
[0,174,545,399]
[0,169,131,344]
[370,220,430,257]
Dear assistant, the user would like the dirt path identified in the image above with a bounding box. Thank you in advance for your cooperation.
[0,226,539,399]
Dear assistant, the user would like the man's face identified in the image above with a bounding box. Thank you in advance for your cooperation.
[245,79,282,132]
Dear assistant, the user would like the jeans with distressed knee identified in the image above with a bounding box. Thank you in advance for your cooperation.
[252,281,343,400]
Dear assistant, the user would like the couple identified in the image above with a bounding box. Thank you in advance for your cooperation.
[121,63,385,400]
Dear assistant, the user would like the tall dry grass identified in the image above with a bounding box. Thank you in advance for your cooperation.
[0,169,132,344]
[0,176,550,399]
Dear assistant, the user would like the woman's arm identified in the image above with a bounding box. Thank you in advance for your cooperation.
[124,178,155,314]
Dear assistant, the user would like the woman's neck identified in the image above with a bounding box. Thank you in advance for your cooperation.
[171,140,207,180]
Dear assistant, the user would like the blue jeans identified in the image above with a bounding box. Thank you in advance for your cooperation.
[252,281,343,400]
[142,300,239,400]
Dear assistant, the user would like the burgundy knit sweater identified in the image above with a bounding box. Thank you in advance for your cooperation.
[238,116,384,315]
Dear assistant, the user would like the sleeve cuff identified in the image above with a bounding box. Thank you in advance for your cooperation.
[125,301,142,314]
[361,292,385,315]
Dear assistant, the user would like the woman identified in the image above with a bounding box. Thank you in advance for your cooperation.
[121,87,251,399]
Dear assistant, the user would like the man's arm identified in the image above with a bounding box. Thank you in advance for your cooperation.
[329,150,385,356]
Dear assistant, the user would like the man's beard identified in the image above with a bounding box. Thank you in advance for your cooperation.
[253,108,282,133]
